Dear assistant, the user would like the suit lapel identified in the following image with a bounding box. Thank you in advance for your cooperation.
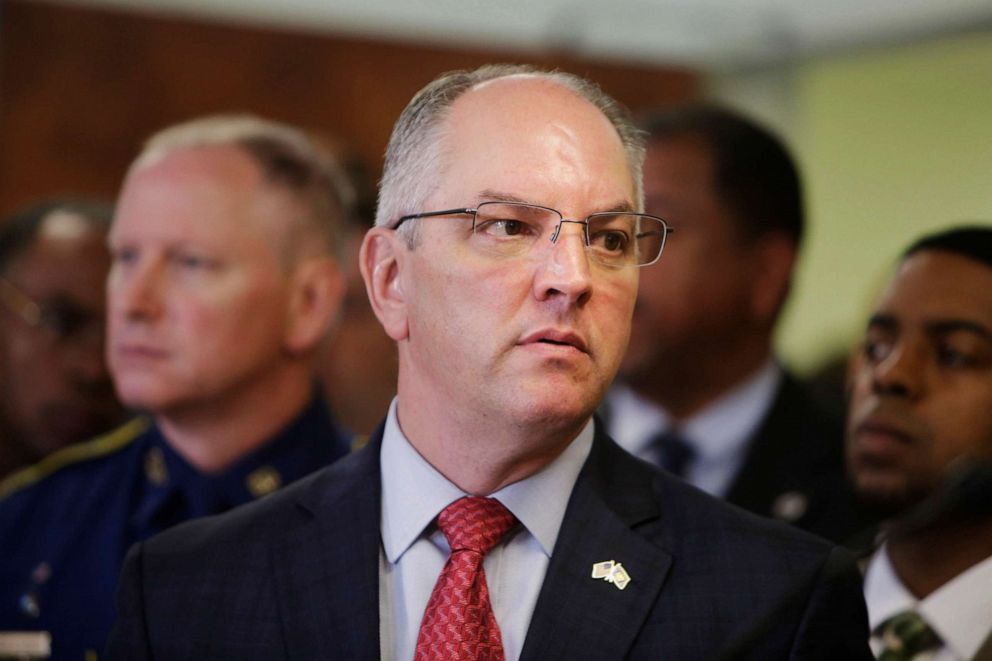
[271,427,385,659]
[521,425,673,660]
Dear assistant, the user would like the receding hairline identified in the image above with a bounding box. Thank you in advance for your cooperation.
[121,114,351,261]
[376,63,646,234]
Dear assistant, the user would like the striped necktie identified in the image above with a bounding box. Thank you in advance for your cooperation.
[876,610,942,660]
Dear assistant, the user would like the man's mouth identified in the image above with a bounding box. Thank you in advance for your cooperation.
[519,329,589,354]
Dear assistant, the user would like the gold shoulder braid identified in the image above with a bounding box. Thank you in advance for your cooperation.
[0,418,150,500]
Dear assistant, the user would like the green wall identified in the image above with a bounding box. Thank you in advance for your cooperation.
[720,31,992,373]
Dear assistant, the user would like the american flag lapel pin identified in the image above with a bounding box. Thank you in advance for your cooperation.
[591,560,631,590]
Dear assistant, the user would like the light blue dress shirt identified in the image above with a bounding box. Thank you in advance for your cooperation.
[378,398,594,661]
[606,360,781,497]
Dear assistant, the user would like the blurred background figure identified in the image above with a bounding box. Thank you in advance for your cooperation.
[317,152,398,438]
[606,104,873,542]
[847,226,992,660]
[0,115,353,659]
[0,199,126,478]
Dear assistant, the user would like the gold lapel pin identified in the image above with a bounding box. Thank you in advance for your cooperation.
[591,560,631,590]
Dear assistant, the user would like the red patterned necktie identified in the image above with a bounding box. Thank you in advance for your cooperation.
[414,496,518,661]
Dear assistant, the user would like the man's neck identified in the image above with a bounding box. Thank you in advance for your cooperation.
[156,369,314,474]
[630,343,773,422]
[394,390,587,496]
[887,518,992,599]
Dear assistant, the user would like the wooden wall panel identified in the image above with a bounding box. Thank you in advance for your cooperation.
[0,0,699,214]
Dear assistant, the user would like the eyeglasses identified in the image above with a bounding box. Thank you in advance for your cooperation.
[394,201,672,268]
[0,277,104,350]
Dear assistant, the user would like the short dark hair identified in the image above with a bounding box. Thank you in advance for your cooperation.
[0,198,113,274]
[640,103,803,246]
[902,225,992,269]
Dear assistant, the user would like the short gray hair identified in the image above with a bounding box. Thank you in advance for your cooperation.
[133,114,353,260]
[376,64,646,238]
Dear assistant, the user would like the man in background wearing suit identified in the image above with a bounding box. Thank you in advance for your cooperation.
[607,104,873,542]
[108,65,871,659]
[847,226,992,660]
[0,116,353,659]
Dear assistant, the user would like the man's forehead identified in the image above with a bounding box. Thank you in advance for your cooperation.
[434,76,634,207]
[110,149,296,252]
[875,251,992,327]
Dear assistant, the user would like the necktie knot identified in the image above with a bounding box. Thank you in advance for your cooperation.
[876,610,942,660]
[438,497,517,555]
[650,429,695,477]
[415,497,517,661]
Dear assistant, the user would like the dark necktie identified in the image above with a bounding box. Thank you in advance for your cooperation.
[414,497,518,661]
[650,429,695,477]
[875,610,942,660]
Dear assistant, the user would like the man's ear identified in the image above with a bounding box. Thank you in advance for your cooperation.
[285,256,346,354]
[748,233,797,324]
[360,227,409,342]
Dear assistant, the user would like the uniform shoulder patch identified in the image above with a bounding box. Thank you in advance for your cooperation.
[0,418,150,500]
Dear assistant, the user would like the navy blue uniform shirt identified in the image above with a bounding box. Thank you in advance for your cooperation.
[0,392,351,660]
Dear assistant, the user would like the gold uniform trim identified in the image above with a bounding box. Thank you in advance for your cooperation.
[0,417,151,500]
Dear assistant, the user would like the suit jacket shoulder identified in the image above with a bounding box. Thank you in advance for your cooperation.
[521,423,872,659]
[725,371,878,542]
[109,420,872,660]
[108,437,383,660]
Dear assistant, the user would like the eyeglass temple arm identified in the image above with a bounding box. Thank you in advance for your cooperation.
[393,208,476,230]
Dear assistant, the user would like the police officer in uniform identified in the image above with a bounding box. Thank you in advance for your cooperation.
[0,115,354,659]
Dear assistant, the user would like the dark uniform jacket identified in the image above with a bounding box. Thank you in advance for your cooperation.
[0,393,351,660]
[106,419,873,660]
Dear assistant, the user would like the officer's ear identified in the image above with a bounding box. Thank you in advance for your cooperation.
[285,256,345,354]
[360,226,409,342]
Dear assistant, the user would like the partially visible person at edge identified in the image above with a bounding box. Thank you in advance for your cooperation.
[107,64,871,660]
[318,150,398,438]
[0,198,126,478]
[605,103,876,543]
[0,115,354,659]
[846,226,992,660]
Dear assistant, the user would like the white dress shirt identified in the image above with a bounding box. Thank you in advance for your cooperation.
[378,398,594,661]
[864,544,992,660]
[606,360,781,497]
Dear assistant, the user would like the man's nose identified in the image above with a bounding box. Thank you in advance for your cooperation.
[111,260,163,322]
[534,221,593,306]
[63,329,111,385]
[871,342,925,399]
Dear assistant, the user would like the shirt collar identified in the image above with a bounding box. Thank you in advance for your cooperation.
[137,391,347,522]
[380,397,594,563]
[684,360,780,463]
[865,544,992,659]
[609,359,781,462]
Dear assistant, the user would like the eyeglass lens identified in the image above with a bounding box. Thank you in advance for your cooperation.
[471,202,666,267]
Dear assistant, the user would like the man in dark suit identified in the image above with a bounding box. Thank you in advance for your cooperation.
[108,65,872,659]
[847,227,992,659]
[606,104,873,542]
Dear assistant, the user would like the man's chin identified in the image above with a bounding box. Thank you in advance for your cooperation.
[851,472,929,519]
[506,389,597,430]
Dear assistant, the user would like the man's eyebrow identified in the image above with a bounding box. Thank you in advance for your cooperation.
[475,190,636,214]
[476,190,529,205]
[927,319,992,341]
[866,313,898,331]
